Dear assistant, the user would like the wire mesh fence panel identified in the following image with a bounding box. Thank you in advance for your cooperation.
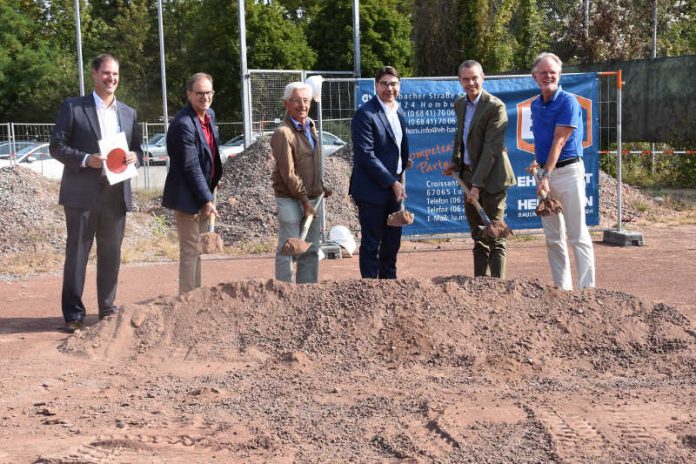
[11,123,54,143]
[319,79,357,143]
[0,123,10,144]
[249,70,303,134]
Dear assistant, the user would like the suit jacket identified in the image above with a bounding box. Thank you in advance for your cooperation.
[162,104,222,214]
[350,95,410,205]
[451,89,515,193]
[49,95,142,211]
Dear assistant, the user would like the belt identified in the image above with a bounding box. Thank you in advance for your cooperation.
[556,157,580,168]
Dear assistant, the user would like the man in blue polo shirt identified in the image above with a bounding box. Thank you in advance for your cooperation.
[530,52,595,290]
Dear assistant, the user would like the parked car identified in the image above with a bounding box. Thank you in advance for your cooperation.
[0,141,39,160]
[219,131,347,159]
[141,133,168,165]
[0,143,64,180]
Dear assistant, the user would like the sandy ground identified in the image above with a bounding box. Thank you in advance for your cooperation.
[1,224,695,463]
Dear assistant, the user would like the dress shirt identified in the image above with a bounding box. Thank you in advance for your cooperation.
[462,92,482,166]
[377,97,403,174]
[198,112,216,179]
[87,91,121,167]
[290,117,316,151]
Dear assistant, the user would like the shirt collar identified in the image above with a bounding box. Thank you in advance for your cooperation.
[467,91,482,106]
[542,86,563,105]
[377,96,399,115]
[92,91,117,110]
[290,117,312,131]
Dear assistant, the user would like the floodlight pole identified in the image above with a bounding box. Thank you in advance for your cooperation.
[353,0,361,78]
[238,0,253,147]
[74,0,85,96]
[156,0,168,133]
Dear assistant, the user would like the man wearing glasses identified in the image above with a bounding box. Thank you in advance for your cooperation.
[162,72,223,294]
[271,82,330,283]
[350,66,411,279]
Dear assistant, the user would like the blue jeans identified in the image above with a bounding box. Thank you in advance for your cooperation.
[275,197,321,283]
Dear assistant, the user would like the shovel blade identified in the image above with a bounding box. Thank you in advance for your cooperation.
[535,198,564,217]
[281,238,312,257]
[483,220,513,239]
[200,232,224,254]
[386,210,414,227]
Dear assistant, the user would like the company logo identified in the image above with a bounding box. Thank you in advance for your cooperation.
[516,93,593,155]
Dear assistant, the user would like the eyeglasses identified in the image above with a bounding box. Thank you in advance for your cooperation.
[288,98,311,105]
[194,91,215,98]
[378,81,400,88]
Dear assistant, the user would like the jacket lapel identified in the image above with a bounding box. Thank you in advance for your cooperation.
[115,102,132,147]
[467,90,489,144]
[82,95,102,141]
[374,97,397,145]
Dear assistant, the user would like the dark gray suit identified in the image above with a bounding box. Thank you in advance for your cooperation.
[50,94,142,322]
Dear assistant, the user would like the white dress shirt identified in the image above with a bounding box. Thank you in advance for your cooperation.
[377,97,403,175]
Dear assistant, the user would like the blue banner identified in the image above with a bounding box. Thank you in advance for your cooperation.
[355,74,600,235]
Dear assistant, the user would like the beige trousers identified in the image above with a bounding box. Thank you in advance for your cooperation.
[175,211,208,294]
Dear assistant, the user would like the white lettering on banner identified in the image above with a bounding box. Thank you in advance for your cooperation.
[518,198,539,210]
[426,180,457,188]
[586,196,593,207]
[585,173,593,184]
[517,175,537,187]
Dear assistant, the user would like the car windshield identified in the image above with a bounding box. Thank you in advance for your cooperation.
[0,141,36,155]
[223,135,244,146]
[16,144,43,155]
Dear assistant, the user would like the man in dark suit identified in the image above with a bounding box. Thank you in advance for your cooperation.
[50,54,142,332]
[350,66,410,279]
[444,60,516,278]
[162,73,222,294]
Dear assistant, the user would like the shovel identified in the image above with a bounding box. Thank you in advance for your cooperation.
[531,167,564,217]
[281,193,325,257]
[451,173,513,239]
[200,191,224,254]
[386,171,414,227]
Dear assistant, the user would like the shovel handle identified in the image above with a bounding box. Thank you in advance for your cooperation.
[207,212,216,233]
[298,192,325,241]
[451,173,492,226]
[531,167,550,200]
[398,171,406,211]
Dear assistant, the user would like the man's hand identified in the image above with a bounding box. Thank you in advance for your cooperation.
[87,153,105,168]
[126,151,138,165]
[323,187,333,198]
[200,201,218,219]
[392,180,406,202]
[525,161,540,175]
[303,200,317,218]
[466,186,480,204]
[405,158,413,169]
[442,162,456,176]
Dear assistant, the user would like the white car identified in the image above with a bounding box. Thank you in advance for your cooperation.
[141,133,168,165]
[219,131,346,159]
[0,143,64,180]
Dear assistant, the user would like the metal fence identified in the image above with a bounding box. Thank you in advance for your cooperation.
[248,69,354,135]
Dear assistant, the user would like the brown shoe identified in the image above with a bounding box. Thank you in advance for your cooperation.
[65,320,83,332]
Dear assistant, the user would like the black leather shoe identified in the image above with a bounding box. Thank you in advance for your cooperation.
[65,320,83,332]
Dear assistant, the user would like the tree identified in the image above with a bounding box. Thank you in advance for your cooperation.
[0,1,76,121]
[307,0,412,77]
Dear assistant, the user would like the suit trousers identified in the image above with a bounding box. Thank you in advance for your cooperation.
[275,197,321,284]
[541,160,596,290]
[356,198,402,279]
[62,181,126,322]
[175,211,208,294]
[464,188,508,278]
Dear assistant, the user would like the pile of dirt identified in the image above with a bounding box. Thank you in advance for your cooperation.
[214,137,358,250]
[54,277,696,462]
[0,167,65,254]
[598,170,676,228]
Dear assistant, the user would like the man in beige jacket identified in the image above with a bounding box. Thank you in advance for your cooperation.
[444,60,516,278]
[271,82,330,283]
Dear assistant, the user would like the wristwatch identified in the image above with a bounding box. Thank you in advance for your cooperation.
[541,170,551,179]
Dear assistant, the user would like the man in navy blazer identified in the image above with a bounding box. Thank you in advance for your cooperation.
[162,72,222,294]
[350,66,410,279]
[50,54,142,332]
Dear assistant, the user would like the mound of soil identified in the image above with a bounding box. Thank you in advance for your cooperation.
[52,277,696,463]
